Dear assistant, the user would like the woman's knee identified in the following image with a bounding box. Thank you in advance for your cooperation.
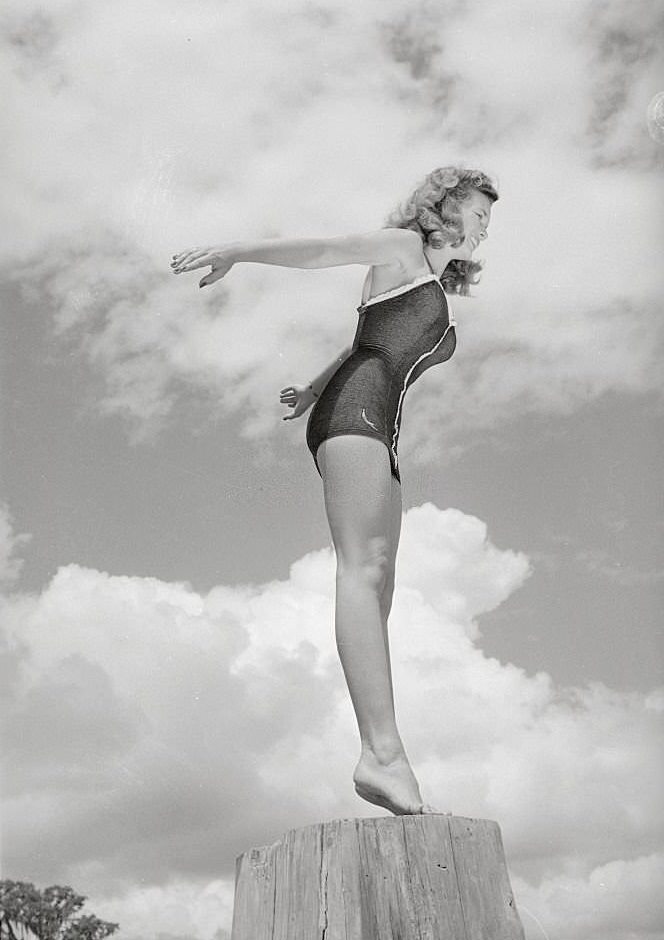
[336,539,392,595]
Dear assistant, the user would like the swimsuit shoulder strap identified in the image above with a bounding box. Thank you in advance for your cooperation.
[359,243,438,308]
[360,269,373,305]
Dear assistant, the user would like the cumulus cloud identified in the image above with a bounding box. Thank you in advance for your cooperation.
[1,502,662,939]
[92,881,233,940]
[514,853,664,940]
[1,0,662,452]
[579,0,664,169]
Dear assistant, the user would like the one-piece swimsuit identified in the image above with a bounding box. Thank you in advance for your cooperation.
[305,254,456,483]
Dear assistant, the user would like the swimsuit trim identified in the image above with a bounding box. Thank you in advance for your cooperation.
[360,274,440,309]
[313,430,401,483]
[360,275,456,326]
[390,320,456,466]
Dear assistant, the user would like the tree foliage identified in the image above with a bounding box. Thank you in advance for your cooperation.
[0,881,118,940]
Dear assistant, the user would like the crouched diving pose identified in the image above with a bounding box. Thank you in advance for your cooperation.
[171,166,498,815]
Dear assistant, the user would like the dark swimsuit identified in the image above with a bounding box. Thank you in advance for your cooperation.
[305,255,456,484]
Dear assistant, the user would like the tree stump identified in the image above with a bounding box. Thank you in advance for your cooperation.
[231,815,525,939]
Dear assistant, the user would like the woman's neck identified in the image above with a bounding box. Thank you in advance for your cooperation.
[424,246,456,277]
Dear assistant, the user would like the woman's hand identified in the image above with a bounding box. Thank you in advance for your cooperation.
[280,384,317,421]
[170,246,235,288]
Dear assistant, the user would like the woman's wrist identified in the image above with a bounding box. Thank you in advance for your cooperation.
[221,242,243,264]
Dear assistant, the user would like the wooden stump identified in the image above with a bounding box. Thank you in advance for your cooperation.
[231,815,525,939]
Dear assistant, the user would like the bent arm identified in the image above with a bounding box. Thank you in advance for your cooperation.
[280,344,353,420]
[309,345,353,397]
[228,228,422,270]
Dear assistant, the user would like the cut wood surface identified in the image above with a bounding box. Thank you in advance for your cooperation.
[231,815,525,939]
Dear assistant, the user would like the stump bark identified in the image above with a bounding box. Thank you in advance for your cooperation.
[231,815,525,939]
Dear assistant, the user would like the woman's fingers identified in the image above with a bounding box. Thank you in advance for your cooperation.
[280,385,312,417]
[171,248,200,264]
[199,264,231,287]
[171,248,214,272]
[176,247,205,260]
[183,249,211,265]
[280,386,297,410]
[174,255,213,273]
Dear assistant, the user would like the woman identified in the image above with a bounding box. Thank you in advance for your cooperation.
[171,166,498,815]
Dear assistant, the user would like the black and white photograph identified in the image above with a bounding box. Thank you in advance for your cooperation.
[1,1,662,937]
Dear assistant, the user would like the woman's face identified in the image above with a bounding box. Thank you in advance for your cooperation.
[453,189,493,259]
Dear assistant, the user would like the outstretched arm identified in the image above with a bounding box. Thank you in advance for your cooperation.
[280,345,352,420]
[171,228,422,288]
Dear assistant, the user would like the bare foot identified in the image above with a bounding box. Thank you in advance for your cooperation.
[353,747,450,816]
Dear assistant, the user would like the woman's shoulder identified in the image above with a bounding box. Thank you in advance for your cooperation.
[362,230,431,300]
[379,227,426,262]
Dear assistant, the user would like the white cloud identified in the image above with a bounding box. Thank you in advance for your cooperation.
[1,501,662,939]
[1,0,662,452]
[93,881,234,940]
[0,503,31,585]
[514,853,664,940]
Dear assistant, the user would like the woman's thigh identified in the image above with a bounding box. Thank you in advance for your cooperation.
[387,472,402,570]
[316,436,394,570]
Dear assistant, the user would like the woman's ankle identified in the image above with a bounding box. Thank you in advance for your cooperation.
[360,736,407,766]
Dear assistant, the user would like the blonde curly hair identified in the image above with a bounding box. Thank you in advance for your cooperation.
[385,166,499,296]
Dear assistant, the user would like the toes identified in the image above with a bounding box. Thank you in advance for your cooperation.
[418,803,450,815]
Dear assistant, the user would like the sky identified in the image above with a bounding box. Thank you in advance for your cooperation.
[1,1,663,938]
